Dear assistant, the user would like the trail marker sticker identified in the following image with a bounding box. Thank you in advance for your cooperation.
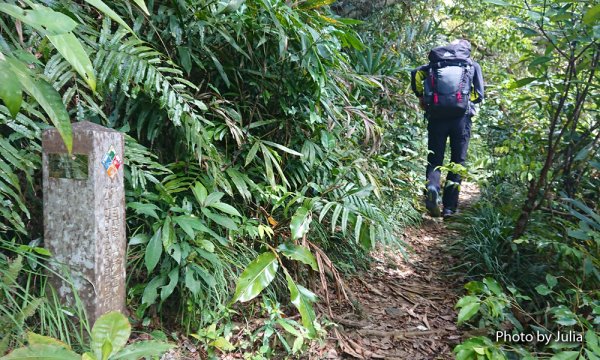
[101,145,121,178]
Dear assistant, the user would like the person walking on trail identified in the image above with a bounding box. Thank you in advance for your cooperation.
[410,39,484,218]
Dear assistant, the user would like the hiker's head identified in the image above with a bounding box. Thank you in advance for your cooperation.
[451,39,471,50]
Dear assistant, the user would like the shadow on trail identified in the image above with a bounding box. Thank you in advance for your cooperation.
[316,183,480,359]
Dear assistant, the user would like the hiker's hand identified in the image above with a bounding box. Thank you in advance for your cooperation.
[419,97,426,110]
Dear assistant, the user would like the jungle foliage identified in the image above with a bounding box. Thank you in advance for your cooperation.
[0,0,598,358]
[444,0,600,359]
[0,0,427,357]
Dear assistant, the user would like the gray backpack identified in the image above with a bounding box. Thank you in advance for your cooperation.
[423,43,474,119]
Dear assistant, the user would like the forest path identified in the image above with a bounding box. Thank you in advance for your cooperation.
[314,183,480,360]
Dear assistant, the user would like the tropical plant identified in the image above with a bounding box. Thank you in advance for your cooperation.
[0,311,173,360]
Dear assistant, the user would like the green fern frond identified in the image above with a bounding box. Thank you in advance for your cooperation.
[125,135,172,190]
[15,297,42,325]
[1,256,23,287]
[94,22,202,127]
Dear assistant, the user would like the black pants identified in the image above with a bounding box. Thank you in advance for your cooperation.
[426,114,472,211]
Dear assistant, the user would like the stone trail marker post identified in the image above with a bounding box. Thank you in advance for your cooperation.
[43,121,126,324]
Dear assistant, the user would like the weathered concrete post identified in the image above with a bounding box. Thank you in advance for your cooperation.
[42,121,126,324]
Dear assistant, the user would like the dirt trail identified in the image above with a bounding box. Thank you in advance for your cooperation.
[314,183,480,360]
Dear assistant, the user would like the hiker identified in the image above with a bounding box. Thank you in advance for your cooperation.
[410,39,484,218]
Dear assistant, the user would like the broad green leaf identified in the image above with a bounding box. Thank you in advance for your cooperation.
[111,341,174,360]
[91,312,131,360]
[456,295,479,309]
[454,349,475,360]
[210,337,235,351]
[145,229,162,272]
[128,233,149,245]
[277,319,303,337]
[160,267,179,301]
[185,268,201,296]
[47,33,96,91]
[131,0,151,15]
[161,217,174,249]
[0,4,77,35]
[127,202,160,219]
[209,202,241,217]
[200,239,215,253]
[27,332,70,350]
[0,59,22,117]
[231,252,279,303]
[483,277,503,295]
[457,302,480,324]
[546,274,558,289]
[172,215,205,240]
[192,182,208,205]
[464,281,485,293]
[583,4,600,24]
[290,206,311,240]
[1,344,79,360]
[277,243,318,271]
[204,191,225,207]
[285,272,317,339]
[201,208,238,230]
[6,57,72,153]
[83,0,134,33]
[535,284,552,295]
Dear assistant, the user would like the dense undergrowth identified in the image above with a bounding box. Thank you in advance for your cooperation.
[0,0,598,359]
[446,1,600,359]
[0,0,432,358]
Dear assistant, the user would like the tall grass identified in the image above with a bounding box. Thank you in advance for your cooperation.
[0,242,90,354]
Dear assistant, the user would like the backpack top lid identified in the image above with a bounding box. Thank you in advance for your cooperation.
[428,40,471,62]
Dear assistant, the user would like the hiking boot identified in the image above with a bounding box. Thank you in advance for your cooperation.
[425,185,441,217]
[443,208,457,219]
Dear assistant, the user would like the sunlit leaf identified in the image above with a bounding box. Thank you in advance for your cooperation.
[285,272,317,339]
[47,33,96,91]
[231,252,279,303]
[84,0,134,33]
[145,229,162,272]
[0,58,22,117]
[6,57,72,152]
[277,243,318,271]
[290,206,312,240]
[1,344,79,360]
[0,4,77,35]
[91,312,131,360]
[457,302,480,324]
